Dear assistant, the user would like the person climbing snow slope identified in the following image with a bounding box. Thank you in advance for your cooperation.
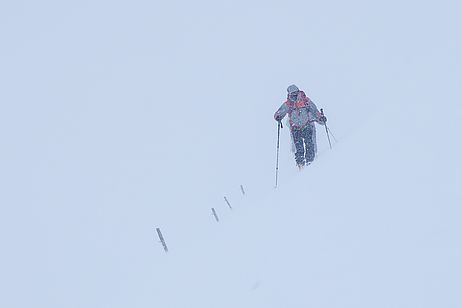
[274,84,327,169]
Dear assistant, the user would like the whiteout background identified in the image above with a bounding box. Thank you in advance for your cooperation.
[1,1,460,307]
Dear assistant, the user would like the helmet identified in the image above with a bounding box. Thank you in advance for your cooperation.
[287,84,299,94]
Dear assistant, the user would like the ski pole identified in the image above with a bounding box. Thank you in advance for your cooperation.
[275,121,282,188]
[327,127,338,143]
[320,109,332,150]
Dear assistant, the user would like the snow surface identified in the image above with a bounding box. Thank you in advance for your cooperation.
[1,1,460,307]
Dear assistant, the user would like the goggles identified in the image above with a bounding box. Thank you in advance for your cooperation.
[289,91,299,100]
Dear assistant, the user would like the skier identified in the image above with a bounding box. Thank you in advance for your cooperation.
[274,84,327,169]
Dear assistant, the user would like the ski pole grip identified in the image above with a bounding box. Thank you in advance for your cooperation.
[320,108,324,115]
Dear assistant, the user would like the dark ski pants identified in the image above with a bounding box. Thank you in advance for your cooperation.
[291,125,315,166]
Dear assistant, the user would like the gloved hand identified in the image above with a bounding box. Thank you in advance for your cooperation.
[275,115,283,122]
[319,115,327,123]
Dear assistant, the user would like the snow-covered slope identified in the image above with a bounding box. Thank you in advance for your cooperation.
[147,103,460,308]
[1,1,460,307]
